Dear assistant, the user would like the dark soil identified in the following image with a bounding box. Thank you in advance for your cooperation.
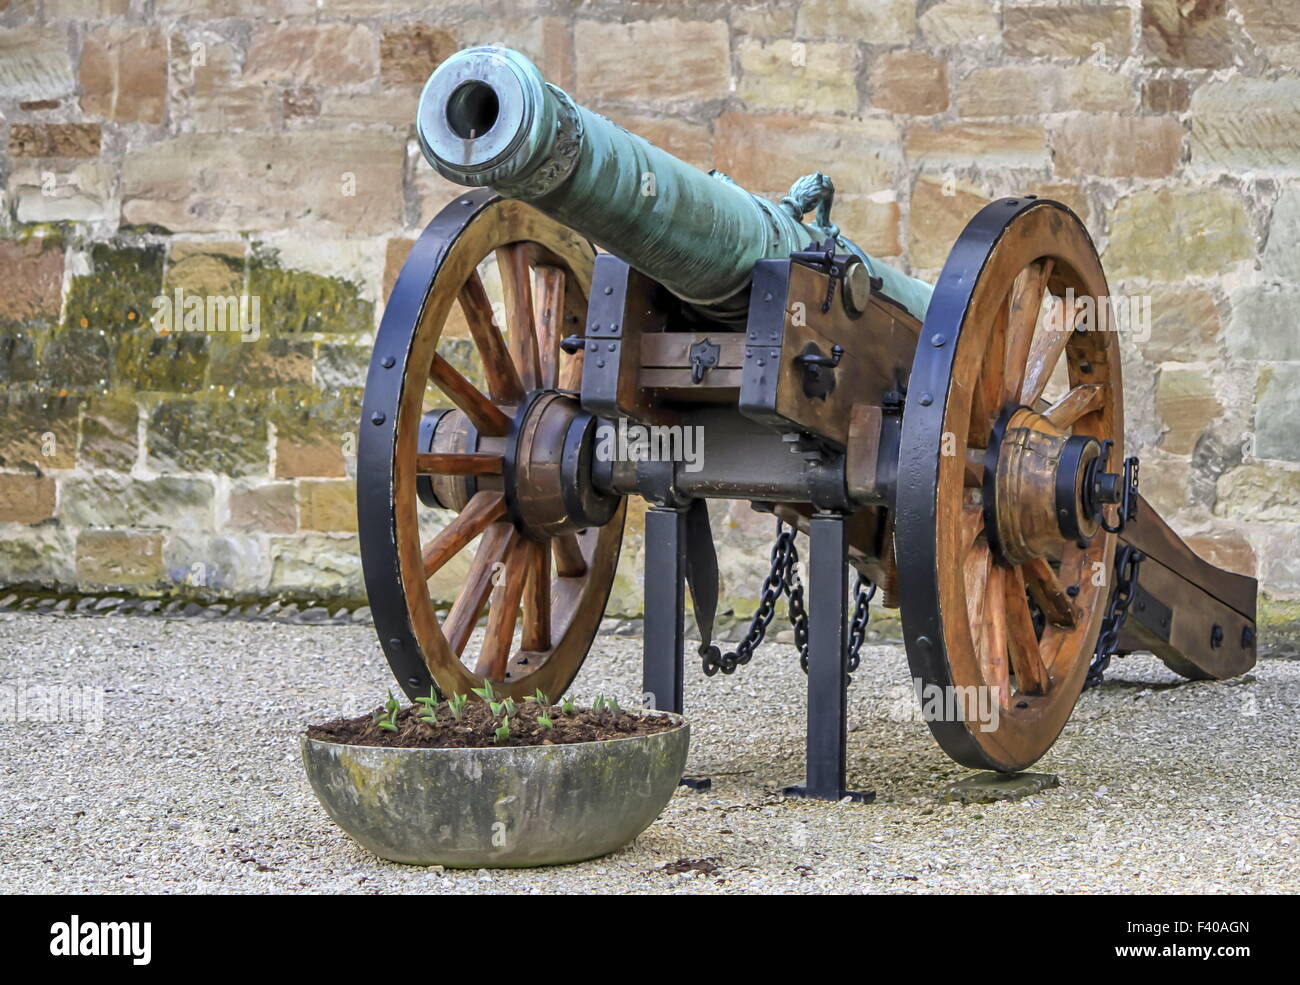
[307,699,679,749]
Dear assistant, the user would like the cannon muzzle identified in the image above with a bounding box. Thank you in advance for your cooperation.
[417,45,932,322]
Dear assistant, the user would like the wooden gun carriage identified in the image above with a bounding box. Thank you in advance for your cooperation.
[357,46,1258,801]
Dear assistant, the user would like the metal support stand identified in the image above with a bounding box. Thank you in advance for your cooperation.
[784,511,874,804]
[642,504,711,790]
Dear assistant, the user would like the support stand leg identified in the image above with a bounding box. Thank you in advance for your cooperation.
[784,511,873,804]
[642,504,710,790]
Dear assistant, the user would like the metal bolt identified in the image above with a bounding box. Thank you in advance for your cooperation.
[919,392,933,406]
[380,355,395,369]
[370,411,386,425]
[1210,623,1224,649]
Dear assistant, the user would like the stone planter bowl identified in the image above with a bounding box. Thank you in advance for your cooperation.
[301,715,689,867]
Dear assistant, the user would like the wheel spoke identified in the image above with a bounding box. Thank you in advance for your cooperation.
[553,532,587,578]
[1003,258,1054,404]
[521,540,552,652]
[428,354,512,437]
[497,243,541,391]
[1022,556,1077,628]
[421,490,506,578]
[966,374,994,447]
[443,524,512,656]
[961,503,984,556]
[1020,293,1075,406]
[1005,566,1050,694]
[458,271,525,404]
[971,294,1009,445]
[964,541,991,629]
[415,452,502,476]
[475,533,530,680]
[982,565,1010,707]
[1044,382,1105,430]
[534,265,565,389]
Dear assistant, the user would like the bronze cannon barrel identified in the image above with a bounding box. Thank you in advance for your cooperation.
[416,46,932,323]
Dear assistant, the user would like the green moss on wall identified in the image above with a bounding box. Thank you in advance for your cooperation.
[247,247,373,336]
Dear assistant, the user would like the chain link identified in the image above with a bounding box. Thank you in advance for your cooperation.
[846,574,877,673]
[702,520,874,677]
[1083,543,1143,691]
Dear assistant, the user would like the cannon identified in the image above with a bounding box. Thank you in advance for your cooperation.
[357,45,1258,800]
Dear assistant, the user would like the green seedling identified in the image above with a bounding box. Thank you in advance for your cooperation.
[560,695,576,715]
[447,692,468,722]
[489,695,517,719]
[607,696,622,716]
[537,710,554,730]
[471,681,496,703]
[373,690,401,732]
[494,716,511,745]
[592,695,606,715]
[415,687,439,726]
[525,688,549,707]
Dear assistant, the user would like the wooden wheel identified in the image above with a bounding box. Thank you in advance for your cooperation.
[896,198,1123,772]
[359,189,625,702]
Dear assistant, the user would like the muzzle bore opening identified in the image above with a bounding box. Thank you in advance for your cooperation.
[446,80,500,140]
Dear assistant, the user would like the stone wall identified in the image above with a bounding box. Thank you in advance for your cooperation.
[1,1,1298,623]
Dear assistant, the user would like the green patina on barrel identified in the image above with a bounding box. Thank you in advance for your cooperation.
[416,46,933,323]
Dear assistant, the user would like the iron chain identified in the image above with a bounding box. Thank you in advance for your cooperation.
[701,520,874,677]
[1083,543,1143,691]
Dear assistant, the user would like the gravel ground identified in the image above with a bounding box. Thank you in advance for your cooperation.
[1,609,1296,894]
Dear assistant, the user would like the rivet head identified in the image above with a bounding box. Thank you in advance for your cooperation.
[380,355,395,369]
[919,392,933,406]
[603,286,613,295]
[408,677,420,686]
[930,333,946,347]
[388,638,401,647]
[371,411,386,425]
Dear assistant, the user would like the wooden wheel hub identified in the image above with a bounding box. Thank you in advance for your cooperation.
[985,406,1108,566]
[504,390,617,539]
